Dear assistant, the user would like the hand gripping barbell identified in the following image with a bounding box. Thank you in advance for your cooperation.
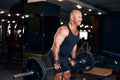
[12,51,95,80]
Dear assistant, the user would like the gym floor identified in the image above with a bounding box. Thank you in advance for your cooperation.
[0,52,120,80]
[0,62,23,80]
[0,62,57,80]
[0,60,119,80]
[0,62,80,80]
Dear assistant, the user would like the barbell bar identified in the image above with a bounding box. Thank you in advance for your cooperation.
[13,71,34,79]
[12,51,95,80]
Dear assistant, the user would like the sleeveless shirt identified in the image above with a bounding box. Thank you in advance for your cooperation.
[59,24,79,56]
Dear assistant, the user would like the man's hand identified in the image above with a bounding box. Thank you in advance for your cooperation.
[54,63,61,70]
[70,60,76,66]
[69,58,76,66]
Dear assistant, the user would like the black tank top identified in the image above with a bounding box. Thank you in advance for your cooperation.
[59,24,79,56]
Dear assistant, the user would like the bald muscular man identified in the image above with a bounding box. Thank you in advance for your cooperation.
[49,9,83,80]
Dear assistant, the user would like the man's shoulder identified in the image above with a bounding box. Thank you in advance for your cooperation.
[57,25,69,36]
[59,25,69,31]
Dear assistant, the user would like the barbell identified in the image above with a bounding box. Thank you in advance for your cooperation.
[12,51,95,80]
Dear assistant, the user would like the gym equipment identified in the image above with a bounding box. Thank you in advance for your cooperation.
[12,51,95,80]
[72,51,95,73]
[13,57,48,80]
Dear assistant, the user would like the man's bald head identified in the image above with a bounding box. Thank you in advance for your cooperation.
[70,9,82,20]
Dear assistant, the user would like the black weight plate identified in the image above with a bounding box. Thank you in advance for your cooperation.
[22,57,46,80]
[75,51,95,72]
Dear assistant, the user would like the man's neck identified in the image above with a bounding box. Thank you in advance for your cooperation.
[69,22,77,30]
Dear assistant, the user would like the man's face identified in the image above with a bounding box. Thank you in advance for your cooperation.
[73,12,82,26]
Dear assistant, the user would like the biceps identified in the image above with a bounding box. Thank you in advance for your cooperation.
[53,27,68,49]
[53,33,65,48]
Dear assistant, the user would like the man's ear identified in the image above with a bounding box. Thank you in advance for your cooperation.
[71,16,74,21]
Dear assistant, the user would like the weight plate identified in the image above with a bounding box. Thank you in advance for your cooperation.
[75,51,95,72]
[22,57,46,80]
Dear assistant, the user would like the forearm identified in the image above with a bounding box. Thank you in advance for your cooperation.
[70,46,77,66]
[52,43,60,61]
[52,43,61,70]
[71,50,76,60]
[71,44,77,59]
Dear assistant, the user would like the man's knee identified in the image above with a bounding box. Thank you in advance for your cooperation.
[54,72,63,80]
[63,70,71,79]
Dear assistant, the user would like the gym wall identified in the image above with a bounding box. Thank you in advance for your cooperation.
[10,1,60,54]
[99,12,120,55]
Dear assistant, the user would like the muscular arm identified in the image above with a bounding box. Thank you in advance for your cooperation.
[69,44,77,66]
[71,44,77,59]
[52,26,69,61]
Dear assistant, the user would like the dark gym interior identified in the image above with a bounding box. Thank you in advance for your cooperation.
[0,0,120,80]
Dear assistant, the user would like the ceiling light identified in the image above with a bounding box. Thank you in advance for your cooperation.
[69,0,108,14]
[88,30,91,32]
[1,19,5,22]
[22,16,25,19]
[25,15,29,18]
[98,12,102,15]
[14,24,17,28]
[12,20,16,23]
[7,21,10,23]
[80,30,83,32]
[85,25,89,28]
[7,14,11,16]
[76,5,82,9]
[16,13,20,16]
[58,0,63,1]
[80,24,84,27]
[91,26,93,28]
[28,0,46,3]
[60,21,63,25]
[88,9,92,12]
[84,13,87,16]
[0,11,5,14]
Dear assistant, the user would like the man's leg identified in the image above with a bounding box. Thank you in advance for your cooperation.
[54,72,63,80]
[63,70,71,80]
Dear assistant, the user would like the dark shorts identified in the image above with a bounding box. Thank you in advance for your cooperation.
[48,51,71,74]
